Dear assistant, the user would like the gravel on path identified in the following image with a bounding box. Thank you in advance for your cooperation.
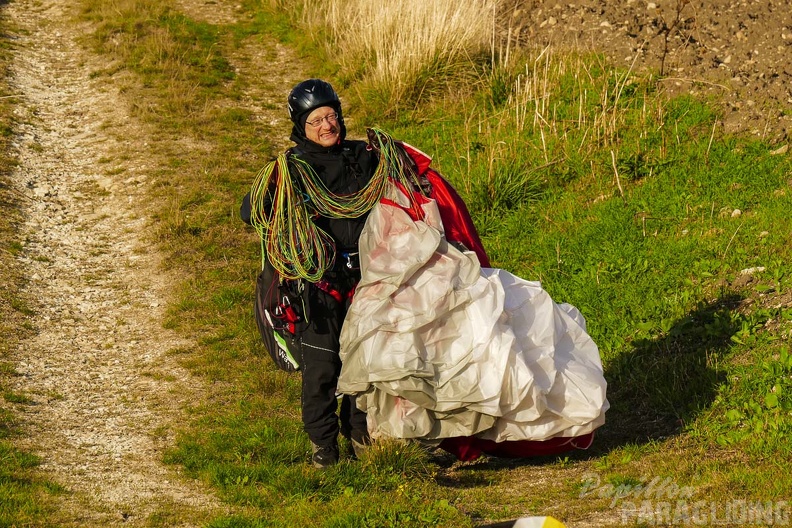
[4,1,228,525]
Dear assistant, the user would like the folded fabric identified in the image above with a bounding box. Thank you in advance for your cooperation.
[338,182,608,444]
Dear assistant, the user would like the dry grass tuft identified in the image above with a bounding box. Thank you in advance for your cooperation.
[302,0,498,105]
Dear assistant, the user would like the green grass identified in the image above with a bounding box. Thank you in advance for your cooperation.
[0,438,56,526]
[65,0,792,526]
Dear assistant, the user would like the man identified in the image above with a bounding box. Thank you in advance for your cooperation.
[241,79,377,468]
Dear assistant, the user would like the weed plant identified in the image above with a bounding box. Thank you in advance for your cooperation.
[73,0,792,526]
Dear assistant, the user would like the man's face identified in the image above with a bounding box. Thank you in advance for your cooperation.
[304,106,340,147]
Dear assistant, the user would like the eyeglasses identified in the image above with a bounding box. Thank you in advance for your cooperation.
[305,112,339,128]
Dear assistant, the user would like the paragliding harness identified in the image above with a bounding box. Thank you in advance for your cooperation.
[253,146,363,372]
[254,259,305,372]
[255,256,360,372]
[252,145,304,372]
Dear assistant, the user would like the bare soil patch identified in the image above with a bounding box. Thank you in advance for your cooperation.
[508,0,792,142]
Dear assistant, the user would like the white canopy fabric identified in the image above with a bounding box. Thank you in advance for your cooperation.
[338,183,608,443]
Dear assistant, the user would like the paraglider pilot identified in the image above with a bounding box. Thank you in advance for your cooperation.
[240,79,377,468]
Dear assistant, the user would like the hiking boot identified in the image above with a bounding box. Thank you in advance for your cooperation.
[311,442,339,469]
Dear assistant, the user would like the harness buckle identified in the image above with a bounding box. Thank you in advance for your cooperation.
[342,251,360,270]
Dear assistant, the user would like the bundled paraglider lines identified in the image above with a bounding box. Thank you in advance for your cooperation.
[249,128,424,282]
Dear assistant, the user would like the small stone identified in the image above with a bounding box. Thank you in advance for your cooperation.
[770,144,789,155]
[731,209,742,217]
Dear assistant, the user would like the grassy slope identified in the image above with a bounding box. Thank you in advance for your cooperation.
[72,1,792,527]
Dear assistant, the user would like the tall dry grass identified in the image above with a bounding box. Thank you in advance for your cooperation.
[301,0,499,106]
[505,48,652,153]
[433,43,666,219]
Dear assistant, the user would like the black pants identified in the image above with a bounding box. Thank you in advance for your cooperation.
[300,284,368,447]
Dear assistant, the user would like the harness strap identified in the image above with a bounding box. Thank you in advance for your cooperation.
[315,278,359,303]
[315,279,343,303]
[272,295,302,334]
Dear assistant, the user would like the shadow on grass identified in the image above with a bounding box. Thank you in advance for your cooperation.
[593,293,744,452]
[436,293,746,477]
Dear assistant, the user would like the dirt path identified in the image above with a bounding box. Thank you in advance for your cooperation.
[4,0,229,525]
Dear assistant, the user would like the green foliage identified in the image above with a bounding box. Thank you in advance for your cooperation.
[0,440,62,527]
[83,1,233,84]
[702,347,792,452]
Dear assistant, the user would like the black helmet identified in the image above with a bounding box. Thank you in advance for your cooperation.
[287,79,342,125]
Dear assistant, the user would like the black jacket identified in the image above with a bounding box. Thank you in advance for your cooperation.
[240,134,379,279]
